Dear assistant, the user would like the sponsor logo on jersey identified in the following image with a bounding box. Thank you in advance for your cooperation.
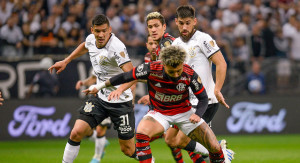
[155,83,162,87]
[176,83,186,91]
[137,64,144,72]
[83,102,94,112]
[155,92,183,102]
[203,41,212,53]
[192,79,200,91]
[136,71,147,77]
[120,51,126,58]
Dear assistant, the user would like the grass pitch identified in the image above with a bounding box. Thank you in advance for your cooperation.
[0,134,299,163]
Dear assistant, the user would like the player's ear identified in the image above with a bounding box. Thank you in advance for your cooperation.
[90,25,93,33]
[175,18,178,25]
[193,18,197,26]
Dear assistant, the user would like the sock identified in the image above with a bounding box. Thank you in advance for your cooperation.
[149,134,164,142]
[130,149,139,160]
[184,139,209,156]
[92,136,106,160]
[188,151,205,163]
[170,147,184,163]
[136,133,152,163]
[209,146,225,163]
[62,138,81,163]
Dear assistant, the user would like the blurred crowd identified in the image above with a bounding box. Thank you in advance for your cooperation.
[1,0,300,95]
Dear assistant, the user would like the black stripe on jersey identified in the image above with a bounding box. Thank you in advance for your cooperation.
[119,61,131,68]
[207,49,220,59]
[183,64,194,76]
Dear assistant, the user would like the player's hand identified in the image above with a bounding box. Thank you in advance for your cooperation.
[189,113,200,124]
[138,95,150,105]
[0,92,4,106]
[75,80,83,90]
[108,90,122,101]
[82,87,98,96]
[214,90,229,109]
[48,60,67,74]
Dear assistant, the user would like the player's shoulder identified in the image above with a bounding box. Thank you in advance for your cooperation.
[107,33,126,52]
[183,64,195,75]
[193,30,211,40]
[86,34,95,42]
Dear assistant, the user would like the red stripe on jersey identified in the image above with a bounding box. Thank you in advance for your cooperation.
[194,86,205,95]
[133,67,137,80]
[153,105,191,115]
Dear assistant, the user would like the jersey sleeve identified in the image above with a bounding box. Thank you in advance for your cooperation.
[199,33,220,59]
[84,34,94,49]
[109,63,150,86]
[132,63,150,80]
[189,71,208,117]
[112,43,131,67]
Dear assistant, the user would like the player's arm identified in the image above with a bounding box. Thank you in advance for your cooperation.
[49,42,88,74]
[189,72,208,123]
[210,51,229,108]
[108,62,138,101]
[84,63,150,95]
[76,75,97,90]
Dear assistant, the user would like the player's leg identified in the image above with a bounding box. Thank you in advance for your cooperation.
[90,124,109,163]
[136,114,166,163]
[62,119,94,163]
[108,100,138,158]
[188,122,225,163]
[165,127,208,163]
[165,127,184,163]
[63,96,107,163]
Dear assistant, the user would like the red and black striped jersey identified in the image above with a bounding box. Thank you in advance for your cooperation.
[132,61,205,115]
[155,33,175,59]
[144,52,151,63]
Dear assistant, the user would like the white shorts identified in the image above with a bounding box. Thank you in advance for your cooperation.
[145,109,204,135]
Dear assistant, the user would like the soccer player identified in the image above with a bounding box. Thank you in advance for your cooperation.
[48,14,137,163]
[75,75,111,163]
[171,5,233,162]
[86,45,227,163]
[0,91,4,106]
[109,12,208,163]
[144,35,158,63]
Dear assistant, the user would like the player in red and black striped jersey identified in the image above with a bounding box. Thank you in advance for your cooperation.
[85,46,226,163]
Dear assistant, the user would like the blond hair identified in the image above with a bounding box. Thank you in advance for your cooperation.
[159,46,186,67]
[146,12,165,25]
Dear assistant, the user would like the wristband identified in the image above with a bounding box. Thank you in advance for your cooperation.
[88,82,106,91]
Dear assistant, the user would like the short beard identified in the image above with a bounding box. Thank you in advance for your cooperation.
[180,29,195,42]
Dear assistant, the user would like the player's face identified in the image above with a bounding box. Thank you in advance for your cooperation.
[175,17,197,42]
[164,63,183,82]
[146,36,158,53]
[147,19,166,41]
[91,23,112,48]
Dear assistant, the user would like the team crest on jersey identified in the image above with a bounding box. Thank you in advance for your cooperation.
[209,40,215,47]
[188,47,196,58]
[176,83,186,91]
[137,64,144,72]
[119,51,126,58]
[83,102,94,112]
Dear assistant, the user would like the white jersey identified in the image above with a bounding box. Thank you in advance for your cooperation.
[172,30,219,105]
[85,33,133,103]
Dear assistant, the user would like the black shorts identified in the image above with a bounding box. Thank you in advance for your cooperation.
[78,96,135,140]
[201,103,219,123]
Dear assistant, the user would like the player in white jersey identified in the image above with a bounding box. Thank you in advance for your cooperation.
[75,74,111,163]
[49,14,137,163]
[171,5,233,162]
